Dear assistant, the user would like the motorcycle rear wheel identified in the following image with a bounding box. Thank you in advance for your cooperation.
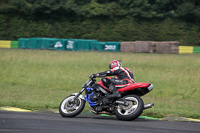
[115,95,144,121]
[59,95,85,117]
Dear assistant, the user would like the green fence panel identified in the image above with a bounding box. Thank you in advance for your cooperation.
[29,38,65,50]
[54,39,68,50]
[66,39,77,51]
[90,42,106,51]
[18,38,30,49]
[66,39,97,51]
[194,47,200,53]
[29,38,43,49]
[103,42,121,52]
[41,38,57,50]
[11,41,18,48]
[76,40,98,51]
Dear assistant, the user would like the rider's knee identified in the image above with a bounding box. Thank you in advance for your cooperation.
[101,78,111,86]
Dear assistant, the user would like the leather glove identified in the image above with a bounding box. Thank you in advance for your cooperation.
[90,73,99,78]
[90,74,96,78]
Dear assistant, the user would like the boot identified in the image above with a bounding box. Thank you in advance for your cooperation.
[106,85,121,99]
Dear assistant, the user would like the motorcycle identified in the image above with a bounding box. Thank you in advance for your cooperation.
[59,75,154,121]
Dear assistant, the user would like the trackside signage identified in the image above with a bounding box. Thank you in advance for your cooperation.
[54,41,63,48]
[67,40,74,50]
[104,45,116,50]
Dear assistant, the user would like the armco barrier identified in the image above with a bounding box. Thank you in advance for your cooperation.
[11,41,18,48]
[179,46,193,54]
[193,47,200,53]
[1,39,200,54]
[0,40,11,48]
[0,40,18,48]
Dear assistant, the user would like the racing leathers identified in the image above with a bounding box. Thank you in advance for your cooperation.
[94,66,135,98]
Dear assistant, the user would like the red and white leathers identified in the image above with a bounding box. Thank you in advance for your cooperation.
[95,66,135,89]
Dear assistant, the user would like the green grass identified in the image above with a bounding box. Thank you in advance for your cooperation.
[0,49,200,119]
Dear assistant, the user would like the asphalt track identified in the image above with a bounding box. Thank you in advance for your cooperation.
[0,111,200,133]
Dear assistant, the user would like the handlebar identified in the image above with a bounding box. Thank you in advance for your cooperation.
[88,74,106,79]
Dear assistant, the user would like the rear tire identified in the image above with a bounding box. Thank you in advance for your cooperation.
[115,95,144,121]
[59,95,85,117]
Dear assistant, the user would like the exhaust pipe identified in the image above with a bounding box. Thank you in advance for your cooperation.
[116,100,129,106]
[116,101,154,110]
[144,103,154,109]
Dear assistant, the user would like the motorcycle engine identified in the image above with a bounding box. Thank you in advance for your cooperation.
[85,87,101,104]
[86,87,113,113]
[90,92,100,102]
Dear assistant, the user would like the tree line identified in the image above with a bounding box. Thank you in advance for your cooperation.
[0,0,200,45]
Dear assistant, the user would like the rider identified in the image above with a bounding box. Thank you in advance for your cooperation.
[91,60,135,98]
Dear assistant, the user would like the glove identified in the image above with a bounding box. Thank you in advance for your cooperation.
[90,73,99,78]
[90,74,96,78]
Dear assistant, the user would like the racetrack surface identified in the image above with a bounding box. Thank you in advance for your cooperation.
[0,111,199,133]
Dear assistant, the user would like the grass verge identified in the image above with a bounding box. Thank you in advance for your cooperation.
[0,49,199,119]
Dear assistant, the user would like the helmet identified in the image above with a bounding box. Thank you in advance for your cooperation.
[109,60,122,69]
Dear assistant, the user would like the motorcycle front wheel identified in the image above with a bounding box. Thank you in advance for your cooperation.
[59,95,85,117]
[115,95,144,121]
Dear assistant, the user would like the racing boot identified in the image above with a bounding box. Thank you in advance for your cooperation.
[106,85,121,99]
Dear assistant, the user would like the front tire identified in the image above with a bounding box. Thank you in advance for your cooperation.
[59,95,85,117]
[115,95,144,121]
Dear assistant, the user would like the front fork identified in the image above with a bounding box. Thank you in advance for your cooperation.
[70,88,86,103]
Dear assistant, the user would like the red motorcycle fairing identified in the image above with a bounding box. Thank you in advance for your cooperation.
[117,83,151,92]
[97,80,151,93]
[96,80,111,92]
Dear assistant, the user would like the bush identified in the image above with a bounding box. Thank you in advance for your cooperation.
[0,14,199,45]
